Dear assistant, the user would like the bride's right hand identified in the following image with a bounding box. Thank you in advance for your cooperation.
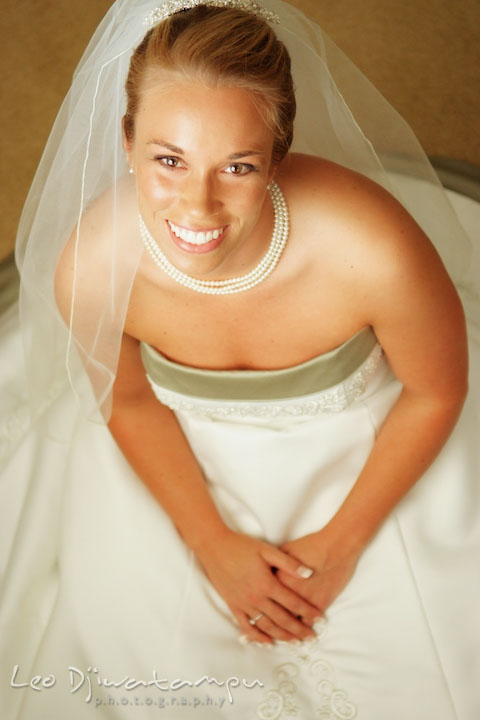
[194,529,323,644]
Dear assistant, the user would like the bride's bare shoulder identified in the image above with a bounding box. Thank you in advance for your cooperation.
[278,152,433,266]
[55,176,138,321]
[278,152,394,217]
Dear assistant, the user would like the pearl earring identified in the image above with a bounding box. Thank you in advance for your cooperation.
[129,167,134,175]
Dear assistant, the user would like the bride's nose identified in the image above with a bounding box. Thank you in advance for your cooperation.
[181,173,222,218]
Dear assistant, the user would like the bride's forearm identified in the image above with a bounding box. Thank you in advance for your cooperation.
[108,333,230,552]
[323,386,467,557]
[108,395,229,552]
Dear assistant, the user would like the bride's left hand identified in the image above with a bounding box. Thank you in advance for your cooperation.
[275,529,361,615]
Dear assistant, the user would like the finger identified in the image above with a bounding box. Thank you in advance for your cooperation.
[234,609,274,645]
[275,570,335,620]
[239,602,301,643]
[259,563,323,622]
[261,599,317,641]
[272,578,325,623]
[260,545,314,580]
[240,594,317,643]
[251,612,299,643]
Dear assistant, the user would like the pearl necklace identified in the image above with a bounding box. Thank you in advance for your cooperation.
[139,181,289,295]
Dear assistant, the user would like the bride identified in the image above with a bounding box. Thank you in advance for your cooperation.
[1,1,479,718]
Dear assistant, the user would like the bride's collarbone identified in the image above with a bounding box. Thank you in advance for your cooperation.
[135,299,365,371]
[129,256,366,368]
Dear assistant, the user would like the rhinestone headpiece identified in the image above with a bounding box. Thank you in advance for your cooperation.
[144,0,280,27]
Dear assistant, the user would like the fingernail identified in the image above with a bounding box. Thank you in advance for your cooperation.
[275,639,301,647]
[313,616,325,623]
[238,635,250,646]
[313,618,328,634]
[297,565,314,579]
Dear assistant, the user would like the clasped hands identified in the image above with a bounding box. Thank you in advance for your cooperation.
[195,527,360,646]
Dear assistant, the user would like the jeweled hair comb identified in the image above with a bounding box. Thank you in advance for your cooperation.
[144,0,280,27]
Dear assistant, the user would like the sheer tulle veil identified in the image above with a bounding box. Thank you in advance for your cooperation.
[14,0,476,423]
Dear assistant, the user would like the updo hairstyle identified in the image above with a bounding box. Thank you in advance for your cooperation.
[124,5,296,164]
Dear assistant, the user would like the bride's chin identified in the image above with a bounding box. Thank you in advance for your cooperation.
[161,243,236,280]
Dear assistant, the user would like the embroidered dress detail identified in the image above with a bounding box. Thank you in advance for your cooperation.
[144,344,383,418]
[0,379,66,463]
[256,622,358,719]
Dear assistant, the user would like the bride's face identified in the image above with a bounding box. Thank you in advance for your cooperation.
[126,78,276,279]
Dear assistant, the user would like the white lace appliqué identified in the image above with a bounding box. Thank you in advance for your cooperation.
[0,379,66,463]
[147,344,383,419]
[256,622,357,719]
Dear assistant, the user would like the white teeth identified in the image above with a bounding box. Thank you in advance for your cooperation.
[168,221,224,245]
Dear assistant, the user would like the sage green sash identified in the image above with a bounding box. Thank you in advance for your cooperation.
[140,327,378,401]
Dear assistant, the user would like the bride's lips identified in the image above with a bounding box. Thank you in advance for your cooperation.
[166,220,229,255]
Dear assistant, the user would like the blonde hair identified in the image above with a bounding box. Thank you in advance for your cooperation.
[124,6,295,163]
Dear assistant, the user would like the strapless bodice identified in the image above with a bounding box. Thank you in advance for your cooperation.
[141,327,378,400]
[140,327,384,417]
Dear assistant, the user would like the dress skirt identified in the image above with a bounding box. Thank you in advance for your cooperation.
[1,308,480,719]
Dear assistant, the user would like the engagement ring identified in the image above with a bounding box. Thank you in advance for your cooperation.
[249,613,264,625]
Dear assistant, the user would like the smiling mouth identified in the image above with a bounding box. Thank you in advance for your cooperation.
[167,220,226,246]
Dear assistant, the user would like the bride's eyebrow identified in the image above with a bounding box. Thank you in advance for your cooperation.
[148,139,184,153]
[228,150,265,160]
[147,139,265,160]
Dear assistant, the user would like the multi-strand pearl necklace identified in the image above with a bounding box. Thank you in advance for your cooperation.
[139,181,289,295]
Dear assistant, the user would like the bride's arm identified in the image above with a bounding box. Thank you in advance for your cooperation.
[107,331,321,643]
[274,176,468,618]
[324,202,468,550]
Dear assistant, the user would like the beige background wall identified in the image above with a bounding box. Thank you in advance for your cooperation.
[1,0,479,261]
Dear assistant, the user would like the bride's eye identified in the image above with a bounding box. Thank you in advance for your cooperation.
[225,163,256,176]
[156,156,184,169]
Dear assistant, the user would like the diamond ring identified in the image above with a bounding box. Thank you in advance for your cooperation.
[249,613,264,625]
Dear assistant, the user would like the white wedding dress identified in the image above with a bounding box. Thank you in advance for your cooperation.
[1,188,480,720]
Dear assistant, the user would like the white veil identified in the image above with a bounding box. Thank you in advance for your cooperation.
[15,0,475,423]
